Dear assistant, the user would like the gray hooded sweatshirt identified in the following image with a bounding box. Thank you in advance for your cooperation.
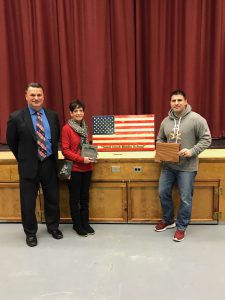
[157,104,212,171]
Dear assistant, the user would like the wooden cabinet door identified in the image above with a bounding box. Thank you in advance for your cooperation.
[128,181,160,223]
[191,180,219,223]
[58,181,128,223]
[0,183,41,222]
[58,181,71,222]
[89,182,127,223]
[127,180,219,223]
[0,183,22,221]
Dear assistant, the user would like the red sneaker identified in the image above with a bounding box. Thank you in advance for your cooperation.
[173,230,185,242]
[154,221,176,232]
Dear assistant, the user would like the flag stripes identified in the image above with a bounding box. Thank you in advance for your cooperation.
[92,114,155,152]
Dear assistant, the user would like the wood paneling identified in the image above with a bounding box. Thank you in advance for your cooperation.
[127,182,160,222]
[0,183,41,222]
[0,150,225,223]
[0,183,21,221]
[59,181,71,222]
[89,182,127,222]
[128,181,219,223]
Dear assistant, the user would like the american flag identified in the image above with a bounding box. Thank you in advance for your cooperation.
[92,115,155,151]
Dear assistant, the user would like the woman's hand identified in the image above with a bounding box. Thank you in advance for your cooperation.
[83,157,93,164]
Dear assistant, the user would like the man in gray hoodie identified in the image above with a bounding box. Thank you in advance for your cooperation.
[154,90,211,241]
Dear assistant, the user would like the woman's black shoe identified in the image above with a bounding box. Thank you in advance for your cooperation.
[83,224,95,235]
[26,235,37,247]
[73,225,88,237]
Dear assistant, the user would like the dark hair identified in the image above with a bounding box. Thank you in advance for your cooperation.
[25,82,44,92]
[69,99,85,112]
[170,89,186,99]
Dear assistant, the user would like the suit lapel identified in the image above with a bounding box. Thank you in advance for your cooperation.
[23,107,37,141]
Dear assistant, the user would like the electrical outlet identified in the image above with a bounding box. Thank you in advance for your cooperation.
[133,166,143,173]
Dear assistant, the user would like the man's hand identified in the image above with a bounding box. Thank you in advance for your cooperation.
[178,148,192,157]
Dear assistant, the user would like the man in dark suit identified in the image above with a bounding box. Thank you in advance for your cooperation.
[6,82,63,247]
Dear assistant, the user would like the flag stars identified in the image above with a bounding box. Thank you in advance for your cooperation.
[93,116,115,135]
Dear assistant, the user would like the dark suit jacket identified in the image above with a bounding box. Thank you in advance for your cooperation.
[6,107,60,179]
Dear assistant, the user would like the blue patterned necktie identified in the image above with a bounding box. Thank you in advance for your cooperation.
[36,111,47,160]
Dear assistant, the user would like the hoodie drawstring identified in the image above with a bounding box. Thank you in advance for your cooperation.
[173,117,181,143]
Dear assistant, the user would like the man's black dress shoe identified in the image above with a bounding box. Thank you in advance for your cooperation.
[26,235,37,247]
[48,229,63,239]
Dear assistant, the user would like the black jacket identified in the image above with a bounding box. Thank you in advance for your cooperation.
[6,107,60,178]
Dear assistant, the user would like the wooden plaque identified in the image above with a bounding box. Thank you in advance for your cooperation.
[155,142,180,162]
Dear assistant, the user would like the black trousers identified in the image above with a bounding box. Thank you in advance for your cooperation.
[67,171,92,224]
[19,156,60,235]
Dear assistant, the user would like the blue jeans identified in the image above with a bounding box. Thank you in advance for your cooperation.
[158,166,197,231]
